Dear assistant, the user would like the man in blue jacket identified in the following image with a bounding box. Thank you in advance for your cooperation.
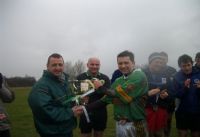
[174,54,200,137]
[28,53,83,137]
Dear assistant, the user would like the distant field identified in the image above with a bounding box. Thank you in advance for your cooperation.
[6,87,177,137]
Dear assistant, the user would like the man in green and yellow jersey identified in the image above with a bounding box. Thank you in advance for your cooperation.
[89,50,148,137]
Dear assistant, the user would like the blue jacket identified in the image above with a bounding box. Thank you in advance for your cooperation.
[194,64,200,72]
[111,69,123,84]
[174,67,200,113]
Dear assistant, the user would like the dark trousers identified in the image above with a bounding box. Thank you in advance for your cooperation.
[0,130,11,137]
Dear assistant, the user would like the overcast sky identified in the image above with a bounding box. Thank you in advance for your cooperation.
[0,0,200,79]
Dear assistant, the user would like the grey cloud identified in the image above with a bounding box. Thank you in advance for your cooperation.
[0,0,199,79]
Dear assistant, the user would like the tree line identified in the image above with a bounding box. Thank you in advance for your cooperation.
[6,76,36,87]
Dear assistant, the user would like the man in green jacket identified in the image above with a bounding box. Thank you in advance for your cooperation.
[91,50,148,137]
[28,53,83,137]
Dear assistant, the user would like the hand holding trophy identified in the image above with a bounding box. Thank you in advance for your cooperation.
[64,79,97,122]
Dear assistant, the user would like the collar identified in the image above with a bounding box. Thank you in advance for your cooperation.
[86,70,101,78]
[43,70,67,83]
[122,68,138,79]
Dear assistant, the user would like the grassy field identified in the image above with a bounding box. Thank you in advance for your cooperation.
[5,87,177,137]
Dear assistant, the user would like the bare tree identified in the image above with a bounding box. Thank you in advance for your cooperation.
[74,60,85,77]
[64,61,73,76]
[64,60,86,79]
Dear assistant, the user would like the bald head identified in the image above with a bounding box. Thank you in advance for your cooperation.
[88,57,100,64]
[87,57,100,76]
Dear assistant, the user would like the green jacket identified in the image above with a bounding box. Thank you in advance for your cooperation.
[28,70,76,136]
[102,69,148,121]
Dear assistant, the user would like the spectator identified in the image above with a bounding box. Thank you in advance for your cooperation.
[0,73,15,137]
[143,52,172,137]
[174,54,200,137]
[111,69,122,84]
[194,52,200,71]
[160,51,177,137]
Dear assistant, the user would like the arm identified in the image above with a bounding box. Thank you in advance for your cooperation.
[93,80,115,96]
[28,86,79,123]
[94,75,111,95]
[115,70,148,104]
[174,78,189,98]
[0,75,15,103]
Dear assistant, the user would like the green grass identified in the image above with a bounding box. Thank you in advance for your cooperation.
[6,87,39,137]
[6,87,177,137]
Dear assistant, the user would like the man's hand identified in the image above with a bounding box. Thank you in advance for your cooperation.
[72,106,83,117]
[184,79,191,88]
[92,80,103,89]
[160,89,168,99]
[148,88,160,96]
[194,80,200,88]
[119,119,127,125]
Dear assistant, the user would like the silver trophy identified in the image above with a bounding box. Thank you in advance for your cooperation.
[67,79,96,122]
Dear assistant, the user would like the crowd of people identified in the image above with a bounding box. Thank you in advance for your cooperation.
[1,51,200,137]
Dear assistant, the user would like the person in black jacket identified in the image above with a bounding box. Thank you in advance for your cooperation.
[110,69,122,84]
[0,73,15,137]
[77,57,110,137]
[142,52,172,137]
[194,52,200,71]
[160,51,177,137]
